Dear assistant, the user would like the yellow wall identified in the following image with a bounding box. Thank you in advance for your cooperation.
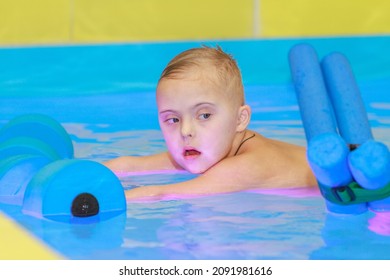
[0,0,390,45]
[261,0,390,37]
[73,0,254,42]
[0,0,70,45]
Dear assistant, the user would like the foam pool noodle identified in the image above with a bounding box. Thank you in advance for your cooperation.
[0,114,73,204]
[289,44,366,214]
[349,140,390,211]
[0,154,53,205]
[22,159,127,223]
[321,53,373,145]
[0,137,62,161]
[288,44,337,142]
[307,133,351,187]
[0,114,74,159]
[322,52,390,211]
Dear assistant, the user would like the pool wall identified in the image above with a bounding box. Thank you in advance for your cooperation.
[0,212,61,259]
[1,36,390,259]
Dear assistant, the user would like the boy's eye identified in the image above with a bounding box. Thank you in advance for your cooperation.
[199,113,211,120]
[166,117,179,124]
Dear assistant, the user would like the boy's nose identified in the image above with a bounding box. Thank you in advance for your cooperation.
[181,120,195,139]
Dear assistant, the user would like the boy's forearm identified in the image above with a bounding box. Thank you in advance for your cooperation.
[124,173,230,202]
[103,156,134,172]
[124,183,204,202]
[125,185,163,201]
[103,152,182,174]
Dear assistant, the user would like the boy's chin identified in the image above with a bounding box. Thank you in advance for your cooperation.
[173,155,216,174]
[182,163,213,174]
[186,169,205,175]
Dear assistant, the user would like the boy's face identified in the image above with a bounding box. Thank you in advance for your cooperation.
[157,73,242,174]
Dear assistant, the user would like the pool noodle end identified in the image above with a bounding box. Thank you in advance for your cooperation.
[348,140,390,190]
[22,159,126,222]
[307,133,352,187]
[22,159,126,220]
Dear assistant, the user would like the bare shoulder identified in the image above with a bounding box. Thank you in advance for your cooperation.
[228,131,317,188]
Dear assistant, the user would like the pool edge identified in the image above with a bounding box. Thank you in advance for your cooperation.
[0,211,63,260]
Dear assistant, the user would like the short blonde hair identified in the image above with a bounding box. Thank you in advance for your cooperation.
[158,46,245,106]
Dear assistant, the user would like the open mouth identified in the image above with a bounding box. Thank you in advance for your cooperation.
[184,149,201,157]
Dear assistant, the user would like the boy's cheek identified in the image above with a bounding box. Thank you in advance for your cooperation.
[161,129,175,141]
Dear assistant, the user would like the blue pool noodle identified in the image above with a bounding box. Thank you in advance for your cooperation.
[349,140,390,211]
[321,52,373,145]
[288,44,353,186]
[307,133,351,187]
[0,114,73,205]
[288,44,337,143]
[289,44,366,214]
[0,154,53,205]
[0,137,62,161]
[22,159,126,222]
[348,140,390,190]
[322,53,390,210]
[0,114,74,159]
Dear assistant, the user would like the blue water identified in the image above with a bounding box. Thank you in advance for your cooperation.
[1,37,390,259]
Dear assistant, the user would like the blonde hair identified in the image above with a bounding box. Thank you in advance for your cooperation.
[158,46,245,106]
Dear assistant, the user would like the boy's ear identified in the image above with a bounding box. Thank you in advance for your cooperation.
[236,105,251,132]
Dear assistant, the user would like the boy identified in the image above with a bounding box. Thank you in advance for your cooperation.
[104,46,317,200]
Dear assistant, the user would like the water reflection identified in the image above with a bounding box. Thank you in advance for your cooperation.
[310,210,390,259]
[151,193,326,259]
[368,212,390,236]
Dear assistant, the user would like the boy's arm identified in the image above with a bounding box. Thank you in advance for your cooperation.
[124,153,273,201]
[124,149,317,201]
[103,152,182,175]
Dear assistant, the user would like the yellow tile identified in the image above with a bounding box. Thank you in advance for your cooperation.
[259,0,390,37]
[0,212,61,259]
[0,0,70,45]
[73,0,253,42]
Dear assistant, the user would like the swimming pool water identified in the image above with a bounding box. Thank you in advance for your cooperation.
[1,37,390,259]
